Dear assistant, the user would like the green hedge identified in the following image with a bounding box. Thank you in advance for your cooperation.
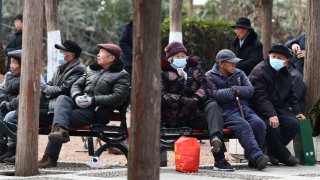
[161,18,235,71]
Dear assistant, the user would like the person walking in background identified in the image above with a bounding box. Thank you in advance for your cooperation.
[119,20,133,77]
[3,14,23,73]
[231,17,263,75]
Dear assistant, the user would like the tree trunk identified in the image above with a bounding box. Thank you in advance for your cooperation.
[15,0,43,176]
[128,0,162,180]
[187,0,193,18]
[305,0,320,111]
[261,0,273,59]
[45,0,61,81]
[221,0,228,21]
[169,0,183,43]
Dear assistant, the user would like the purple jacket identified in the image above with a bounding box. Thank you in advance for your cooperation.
[205,64,253,110]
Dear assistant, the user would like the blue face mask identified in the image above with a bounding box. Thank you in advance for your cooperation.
[270,58,285,71]
[57,53,65,64]
[171,58,187,68]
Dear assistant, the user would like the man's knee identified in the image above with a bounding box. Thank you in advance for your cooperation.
[251,118,267,131]
[205,101,221,112]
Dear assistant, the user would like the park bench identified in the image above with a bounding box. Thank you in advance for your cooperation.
[160,126,236,167]
[38,96,130,160]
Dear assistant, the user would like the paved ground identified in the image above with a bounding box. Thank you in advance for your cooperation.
[1,162,320,179]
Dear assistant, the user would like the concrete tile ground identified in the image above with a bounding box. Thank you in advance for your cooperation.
[1,163,320,180]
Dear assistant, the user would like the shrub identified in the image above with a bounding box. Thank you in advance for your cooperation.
[161,18,235,71]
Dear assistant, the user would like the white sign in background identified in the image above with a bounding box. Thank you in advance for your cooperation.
[46,30,61,81]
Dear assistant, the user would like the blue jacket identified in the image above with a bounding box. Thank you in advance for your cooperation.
[205,64,253,110]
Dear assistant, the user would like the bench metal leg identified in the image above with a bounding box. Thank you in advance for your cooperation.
[160,148,167,167]
[94,142,128,159]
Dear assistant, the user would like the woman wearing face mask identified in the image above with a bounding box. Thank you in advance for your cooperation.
[248,45,305,167]
[161,42,235,171]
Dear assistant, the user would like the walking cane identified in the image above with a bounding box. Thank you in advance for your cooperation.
[236,96,244,118]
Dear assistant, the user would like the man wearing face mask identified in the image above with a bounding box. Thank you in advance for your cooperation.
[231,17,264,75]
[161,42,234,171]
[249,45,305,166]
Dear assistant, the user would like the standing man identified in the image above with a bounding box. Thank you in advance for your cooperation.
[284,33,306,75]
[249,45,305,166]
[231,17,263,75]
[119,20,133,77]
[4,14,23,73]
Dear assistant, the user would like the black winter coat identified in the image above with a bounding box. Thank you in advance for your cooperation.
[4,31,22,55]
[43,58,86,112]
[248,59,301,120]
[231,30,264,75]
[119,21,133,74]
[0,72,20,111]
[70,59,130,108]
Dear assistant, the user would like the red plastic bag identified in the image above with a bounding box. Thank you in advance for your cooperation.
[175,136,200,173]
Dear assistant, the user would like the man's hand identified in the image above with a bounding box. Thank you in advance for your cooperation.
[296,50,305,58]
[291,44,301,54]
[76,95,93,108]
[296,114,306,120]
[269,116,279,128]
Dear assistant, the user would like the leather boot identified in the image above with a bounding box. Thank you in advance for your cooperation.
[38,154,57,168]
[48,127,70,144]
[0,146,15,163]
[3,155,15,165]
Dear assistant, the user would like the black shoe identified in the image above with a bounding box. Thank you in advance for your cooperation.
[4,155,15,165]
[269,155,280,165]
[0,143,8,156]
[210,136,222,153]
[282,156,298,166]
[214,159,235,171]
[0,151,15,163]
[0,121,16,140]
[255,155,269,170]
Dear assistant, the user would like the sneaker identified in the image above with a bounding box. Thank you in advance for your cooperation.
[38,155,57,168]
[282,156,298,166]
[214,159,235,171]
[255,155,269,170]
[3,155,15,165]
[0,121,16,140]
[210,136,222,153]
[48,127,70,144]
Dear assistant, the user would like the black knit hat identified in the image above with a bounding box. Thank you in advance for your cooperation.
[164,41,187,59]
[231,17,254,30]
[269,45,293,58]
[55,40,82,58]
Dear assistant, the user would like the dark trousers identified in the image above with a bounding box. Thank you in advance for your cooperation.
[45,95,97,161]
[223,106,266,161]
[187,101,225,161]
[265,113,299,162]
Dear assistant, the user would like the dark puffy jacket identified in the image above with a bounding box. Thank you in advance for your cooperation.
[248,59,301,120]
[0,72,20,110]
[205,64,253,110]
[284,33,306,74]
[288,66,306,113]
[161,57,210,127]
[4,31,22,55]
[70,59,130,108]
[231,30,264,75]
[43,58,86,112]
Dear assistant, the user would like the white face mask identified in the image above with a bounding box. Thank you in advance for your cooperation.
[269,57,285,71]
